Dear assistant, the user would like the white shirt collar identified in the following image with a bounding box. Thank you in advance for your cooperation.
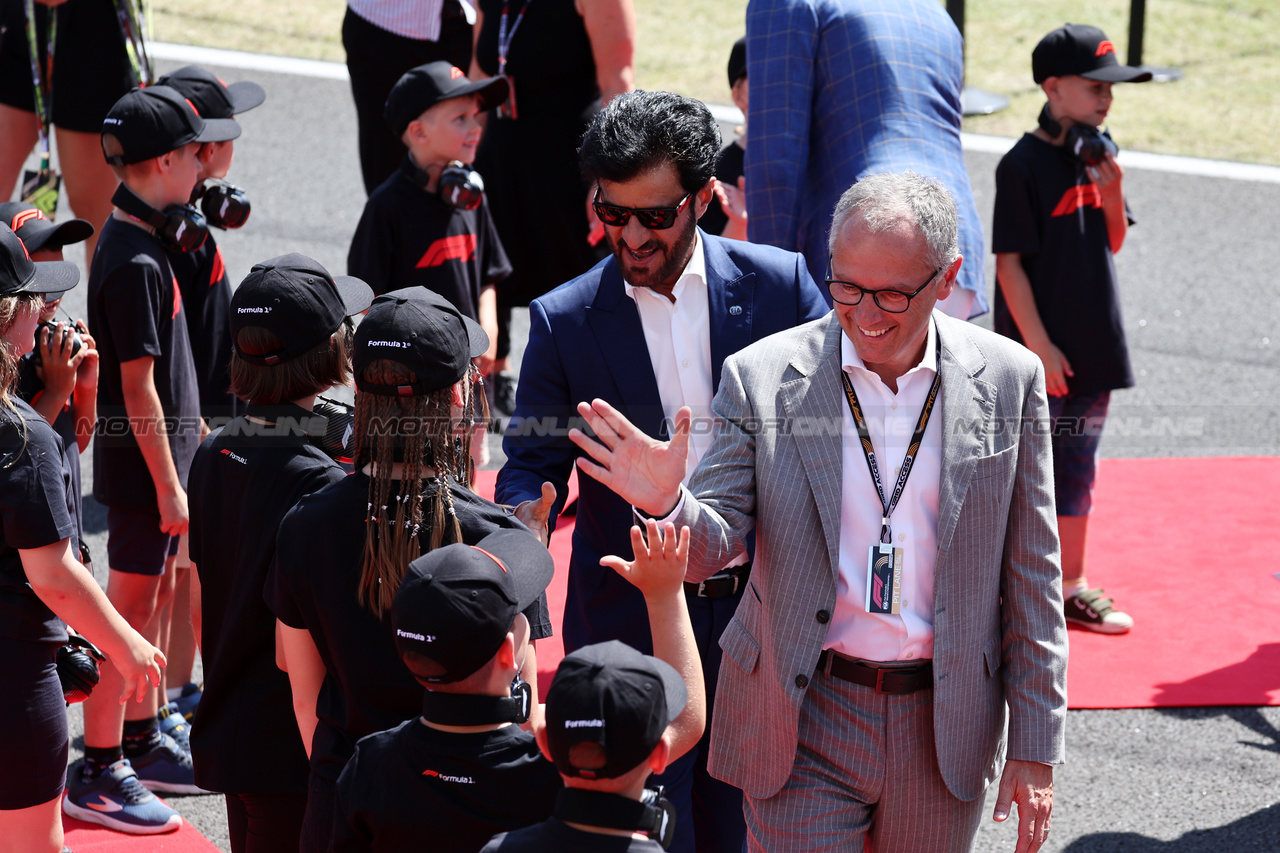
[841,315,939,382]
[623,229,706,302]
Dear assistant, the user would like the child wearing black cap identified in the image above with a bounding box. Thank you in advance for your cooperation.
[68,84,239,832]
[265,287,552,853]
[0,223,170,847]
[482,522,707,852]
[347,61,512,471]
[151,63,268,734]
[1,202,98,566]
[993,23,1149,637]
[185,254,372,852]
[330,529,559,853]
[702,36,750,241]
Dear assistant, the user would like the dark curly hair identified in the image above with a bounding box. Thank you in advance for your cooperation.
[578,90,721,194]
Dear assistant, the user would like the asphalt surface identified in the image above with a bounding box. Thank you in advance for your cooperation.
[33,53,1280,852]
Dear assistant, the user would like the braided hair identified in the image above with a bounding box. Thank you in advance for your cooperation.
[352,358,487,617]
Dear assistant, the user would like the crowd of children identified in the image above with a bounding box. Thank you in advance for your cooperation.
[0,17,1147,853]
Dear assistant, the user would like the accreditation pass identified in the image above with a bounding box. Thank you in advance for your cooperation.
[865,543,903,615]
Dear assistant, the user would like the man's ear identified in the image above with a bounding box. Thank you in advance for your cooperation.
[496,631,517,671]
[693,179,716,221]
[937,255,962,302]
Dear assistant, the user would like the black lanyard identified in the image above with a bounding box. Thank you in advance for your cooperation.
[840,363,941,544]
[496,0,531,76]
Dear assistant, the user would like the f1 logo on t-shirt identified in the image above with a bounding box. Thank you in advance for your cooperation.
[172,276,184,319]
[416,234,478,269]
[1051,184,1103,217]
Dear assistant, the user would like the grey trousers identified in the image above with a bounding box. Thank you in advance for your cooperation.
[744,670,985,852]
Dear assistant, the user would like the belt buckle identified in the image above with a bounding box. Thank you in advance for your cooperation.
[874,667,890,694]
[695,579,708,597]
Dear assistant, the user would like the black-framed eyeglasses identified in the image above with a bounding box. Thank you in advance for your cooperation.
[592,187,693,230]
[825,264,944,313]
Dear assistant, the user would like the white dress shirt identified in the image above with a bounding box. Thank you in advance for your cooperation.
[827,320,942,662]
[623,231,716,479]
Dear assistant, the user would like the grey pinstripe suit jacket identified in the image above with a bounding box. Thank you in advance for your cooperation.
[675,311,1068,801]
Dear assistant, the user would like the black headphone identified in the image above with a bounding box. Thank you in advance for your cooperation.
[112,183,208,253]
[192,180,251,229]
[1038,102,1119,166]
[401,155,485,211]
[554,788,678,850]
[419,675,533,726]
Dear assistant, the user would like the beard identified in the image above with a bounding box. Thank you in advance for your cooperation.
[606,208,699,292]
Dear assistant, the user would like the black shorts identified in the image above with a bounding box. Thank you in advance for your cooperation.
[107,504,179,576]
[0,0,137,133]
[0,636,68,809]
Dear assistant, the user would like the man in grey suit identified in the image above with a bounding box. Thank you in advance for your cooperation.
[570,171,1067,852]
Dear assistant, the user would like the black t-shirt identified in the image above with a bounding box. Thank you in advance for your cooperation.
[168,232,237,423]
[333,718,561,853]
[347,169,512,314]
[265,473,552,783]
[0,399,77,643]
[188,406,347,793]
[992,133,1135,395]
[16,353,84,552]
[699,140,745,237]
[88,216,202,508]
[482,819,665,853]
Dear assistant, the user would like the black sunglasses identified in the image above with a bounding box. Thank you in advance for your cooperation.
[592,187,693,230]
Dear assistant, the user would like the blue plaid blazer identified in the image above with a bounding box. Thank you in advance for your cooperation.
[745,0,988,315]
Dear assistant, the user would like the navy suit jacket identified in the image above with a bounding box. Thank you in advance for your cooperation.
[745,0,987,313]
[496,231,828,654]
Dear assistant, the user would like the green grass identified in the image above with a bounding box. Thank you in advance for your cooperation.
[150,0,1280,165]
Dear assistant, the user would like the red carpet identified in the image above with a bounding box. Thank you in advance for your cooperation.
[472,469,575,700]
[1064,457,1280,708]
[63,807,221,852]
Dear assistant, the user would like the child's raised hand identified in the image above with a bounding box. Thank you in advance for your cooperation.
[601,519,690,600]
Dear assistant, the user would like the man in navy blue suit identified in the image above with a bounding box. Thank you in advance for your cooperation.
[496,90,827,853]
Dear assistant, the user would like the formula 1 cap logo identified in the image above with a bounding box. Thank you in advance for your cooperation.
[449,66,466,80]
[422,768,475,783]
[220,448,248,465]
[1095,40,1116,57]
[10,208,45,231]
[563,718,605,729]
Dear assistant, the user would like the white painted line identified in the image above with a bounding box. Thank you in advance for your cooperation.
[150,42,350,81]
[151,41,1280,185]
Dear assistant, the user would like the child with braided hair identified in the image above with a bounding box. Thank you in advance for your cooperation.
[266,287,554,853]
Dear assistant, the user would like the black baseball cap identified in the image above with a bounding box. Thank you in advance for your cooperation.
[384,61,510,136]
[1032,24,1153,84]
[0,203,93,254]
[101,85,241,166]
[230,253,373,365]
[0,223,78,297]
[544,640,687,780]
[353,288,488,396]
[391,529,554,684]
[727,37,747,87]
[157,65,267,126]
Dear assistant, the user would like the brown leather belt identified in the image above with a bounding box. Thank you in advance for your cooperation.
[817,650,933,694]
[683,565,751,599]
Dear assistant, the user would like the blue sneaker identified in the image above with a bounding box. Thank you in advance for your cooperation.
[130,733,205,795]
[171,682,202,721]
[158,701,191,753]
[62,759,183,834]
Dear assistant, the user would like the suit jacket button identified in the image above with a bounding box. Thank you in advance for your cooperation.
[729,305,743,315]
[816,609,830,624]
[794,674,809,689]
